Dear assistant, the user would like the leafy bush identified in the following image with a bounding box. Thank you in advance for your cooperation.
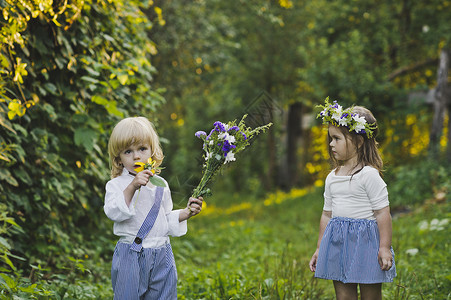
[386,159,451,209]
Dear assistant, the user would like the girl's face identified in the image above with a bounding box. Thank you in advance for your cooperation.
[328,125,357,162]
[118,143,152,174]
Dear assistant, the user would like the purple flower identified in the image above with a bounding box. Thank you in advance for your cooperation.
[195,131,207,138]
[221,140,236,156]
[340,113,348,119]
[213,121,226,132]
[241,132,247,140]
[228,126,240,132]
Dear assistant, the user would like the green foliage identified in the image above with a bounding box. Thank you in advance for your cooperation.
[0,203,53,298]
[386,159,451,208]
[297,0,450,108]
[0,0,163,293]
[152,0,450,196]
[391,203,451,299]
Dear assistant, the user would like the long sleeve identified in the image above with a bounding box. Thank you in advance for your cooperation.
[104,179,136,222]
[162,188,187,237]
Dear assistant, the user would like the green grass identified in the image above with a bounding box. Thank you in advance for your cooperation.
[172,187,451,299]
[4,185,448,299]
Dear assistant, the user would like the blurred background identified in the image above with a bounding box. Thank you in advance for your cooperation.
[0,0,450,298]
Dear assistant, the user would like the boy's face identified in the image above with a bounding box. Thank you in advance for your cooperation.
[118,143,152,174]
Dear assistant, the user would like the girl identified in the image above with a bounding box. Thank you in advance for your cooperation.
[104,116,203,300]
[309,99,396,300]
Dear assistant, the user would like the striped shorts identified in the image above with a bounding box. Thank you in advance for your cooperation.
[314,217,397,284]
[111,242,177,300]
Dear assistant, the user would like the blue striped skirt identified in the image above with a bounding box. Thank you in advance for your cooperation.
[315,217,396,284]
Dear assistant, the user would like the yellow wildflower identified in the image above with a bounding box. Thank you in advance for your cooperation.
[8,100,26,120]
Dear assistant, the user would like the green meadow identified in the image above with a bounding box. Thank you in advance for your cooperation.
[172,184,450,299]
[1,164,450,299]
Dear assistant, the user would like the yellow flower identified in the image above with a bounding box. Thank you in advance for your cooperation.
[8,100,26,120]
[133,158,165,208]
[134,158,157,173]
[134,162,146,173]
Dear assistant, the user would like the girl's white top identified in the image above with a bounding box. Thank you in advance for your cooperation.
[104,169,187,248]
[323,166,389,220]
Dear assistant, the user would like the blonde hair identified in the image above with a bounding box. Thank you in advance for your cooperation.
[328,106,383,176]
[108,117,164,178]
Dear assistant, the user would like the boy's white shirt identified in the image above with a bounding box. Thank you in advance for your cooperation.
[104,168,187,248]
[323,166,389,220]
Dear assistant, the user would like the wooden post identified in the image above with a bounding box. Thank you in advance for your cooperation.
[429,49,450,157]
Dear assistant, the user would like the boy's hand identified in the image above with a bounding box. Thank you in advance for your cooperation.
[178,197,203,222]
[132,170,153,190]
[188,197,203,217]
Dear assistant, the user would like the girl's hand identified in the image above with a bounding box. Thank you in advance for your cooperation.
[131,170,153,190]
[309,249,319,272]
[378,247,393,271]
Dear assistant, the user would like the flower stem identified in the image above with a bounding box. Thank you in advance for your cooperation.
[134,187,141,208]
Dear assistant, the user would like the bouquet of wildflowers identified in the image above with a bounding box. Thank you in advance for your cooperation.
[192,115,272,198]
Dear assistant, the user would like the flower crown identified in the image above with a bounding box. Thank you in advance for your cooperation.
[316,97,377,138]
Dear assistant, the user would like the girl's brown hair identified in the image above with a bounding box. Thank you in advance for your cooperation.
[328,106,383,176]
[108,117,164,178]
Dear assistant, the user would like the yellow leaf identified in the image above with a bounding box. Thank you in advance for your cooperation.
[7,110,15,120]
[118,74,128,85]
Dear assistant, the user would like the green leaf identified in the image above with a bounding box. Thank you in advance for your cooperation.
[0,237,11,249]
[3,256,16,271]
[0,274,12,292]
[150,176,166,187]
[44,82,58,95]
[81,76,99,84]
[91,95,109,105]
[105,100,124,117]
[74,127,97,151]
[0,169,18,187]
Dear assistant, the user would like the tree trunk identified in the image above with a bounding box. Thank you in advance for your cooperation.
[447,101,451,162]
[429,49,449,157]
[284,102,303,189]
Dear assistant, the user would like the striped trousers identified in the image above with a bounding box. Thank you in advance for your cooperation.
[111,242,177,300]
